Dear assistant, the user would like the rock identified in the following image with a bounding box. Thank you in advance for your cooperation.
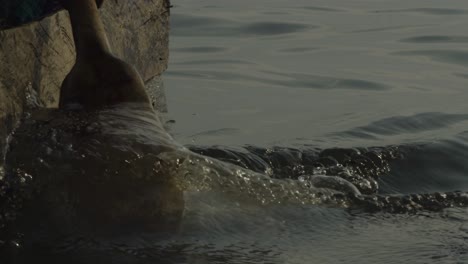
[0,0,170,163]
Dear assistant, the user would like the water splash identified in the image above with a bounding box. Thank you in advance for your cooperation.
[145,76,168,113]
[3,103,468,263]
[24,82,45,111]
[158,151,349,207]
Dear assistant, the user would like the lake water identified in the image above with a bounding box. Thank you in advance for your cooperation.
[163,0,468,263]
[3,0,468,263]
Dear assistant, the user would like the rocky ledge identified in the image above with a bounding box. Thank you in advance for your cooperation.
[0,0,170,162]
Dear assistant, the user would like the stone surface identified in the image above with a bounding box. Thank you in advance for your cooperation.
[0,0,170,162]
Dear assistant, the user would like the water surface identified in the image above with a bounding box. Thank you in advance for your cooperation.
[163,0,468,263]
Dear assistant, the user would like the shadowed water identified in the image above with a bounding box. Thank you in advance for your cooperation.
[3,0,468,263]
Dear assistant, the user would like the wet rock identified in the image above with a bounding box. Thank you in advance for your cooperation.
[0,0,170,162]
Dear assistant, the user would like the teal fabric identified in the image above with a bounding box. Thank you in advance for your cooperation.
[14,0,46,23]
[0,0,62,29]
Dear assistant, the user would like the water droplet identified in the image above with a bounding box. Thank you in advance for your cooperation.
[10,240,21,248]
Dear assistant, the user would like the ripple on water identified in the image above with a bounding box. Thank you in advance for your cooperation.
[372,8,468,15]
[241,22,309,36]
[171,46,229,53]
[333,112,468,139]
[277,47,320,53]
[171,14,311,37]
[302,6,343,12]
[190,128,240,138]
[167,69,390,91]
[377,139,468,194]
[400,35,468,44]
[351,24,432,33]
[394,50,468,68]
[170,14,228,28]
[261,71,391,91]
[172,59,254,66]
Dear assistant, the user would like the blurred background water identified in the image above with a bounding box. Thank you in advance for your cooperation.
[160,0,468,263]
[165,0,468,148]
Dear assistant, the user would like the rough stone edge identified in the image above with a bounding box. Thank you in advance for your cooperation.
[0,0,170,168]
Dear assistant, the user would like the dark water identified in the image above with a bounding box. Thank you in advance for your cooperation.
[3,0,468,263]
[163,0,468,263]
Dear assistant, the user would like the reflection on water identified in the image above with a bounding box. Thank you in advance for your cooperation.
[4,0,468,263]
[163,0,468,263]
[166,0,468,147]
